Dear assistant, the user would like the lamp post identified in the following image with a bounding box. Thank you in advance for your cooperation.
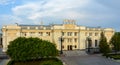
[60,36,63,54]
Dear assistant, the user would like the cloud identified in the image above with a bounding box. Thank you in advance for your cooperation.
[12,0,116,23]
[10,0,119,27]
[0,15,21,33]
[0,0,119,31]
[0,0,16,5]
[0,15,22,25]
[12,0,91,21]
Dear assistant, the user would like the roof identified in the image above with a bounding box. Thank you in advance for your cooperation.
[19,24,52,30]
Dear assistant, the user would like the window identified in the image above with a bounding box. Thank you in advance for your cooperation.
[67,32,72,36]
[95,33,98,36]
[62,38,64,42]
[67,38,72,42]
[24,33,27,36]
[62,32,64,36]
[22,32,27,36]
[46,32,50,36]
[30,32,35,36]
[74,32,77,36]
[89,32,92,36]
[30,26,35,29]
[75,45,77,48]
[85,32,87,36]
[39,26,44,30]
[38,32,43,36]
[36,27,38,29]
[1,38,2,43]
[27,27,30,29]
[46,27,51,30]
[62,45,64,49]
[74,38,77,43]
[95,40,98,47]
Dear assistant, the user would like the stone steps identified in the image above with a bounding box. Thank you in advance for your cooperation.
[63,50,88,56]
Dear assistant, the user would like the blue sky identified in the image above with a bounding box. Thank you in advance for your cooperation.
[0,0,120,32]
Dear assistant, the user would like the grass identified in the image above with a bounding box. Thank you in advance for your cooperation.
[106,53,120,60]
[7,58,63,65]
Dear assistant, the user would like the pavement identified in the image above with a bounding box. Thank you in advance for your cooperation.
[0,59,9,65]
[60,51,120,65]
[1,49,120,65]
[0,48,9,65]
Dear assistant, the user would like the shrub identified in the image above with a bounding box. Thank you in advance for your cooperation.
[106,53,120,60]
[7,60,14,65]
[7,37,58,61]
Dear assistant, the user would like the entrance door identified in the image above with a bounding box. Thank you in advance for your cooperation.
[67,45,69,50]
[88,40,92,52]
[70,45,72,50]
[88,40,92,48]
[67,45,73,50]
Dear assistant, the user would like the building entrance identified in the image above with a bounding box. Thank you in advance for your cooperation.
[67,45,73,50]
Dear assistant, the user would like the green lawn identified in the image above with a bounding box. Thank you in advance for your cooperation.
[106,53,120,60]
[7,58,63,65]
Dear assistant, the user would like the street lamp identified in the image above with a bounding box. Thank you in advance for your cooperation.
[60,36,63,54]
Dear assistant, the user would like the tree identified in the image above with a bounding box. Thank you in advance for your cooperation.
[7,37,58,61]
[110,32,120,53]
[99,32,111,55]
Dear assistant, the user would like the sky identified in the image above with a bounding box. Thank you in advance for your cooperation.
[0,0,120,32]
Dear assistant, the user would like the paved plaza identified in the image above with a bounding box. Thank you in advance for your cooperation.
[60,51,120,65]
[1,49,120,65]
[0,48,9,65]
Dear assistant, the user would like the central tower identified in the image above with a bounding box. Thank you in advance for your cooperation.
[63,19,76,29]
[63,19,76,25]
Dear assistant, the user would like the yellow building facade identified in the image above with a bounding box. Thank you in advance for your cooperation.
[1,20,114,52]
[0,33,2,46]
